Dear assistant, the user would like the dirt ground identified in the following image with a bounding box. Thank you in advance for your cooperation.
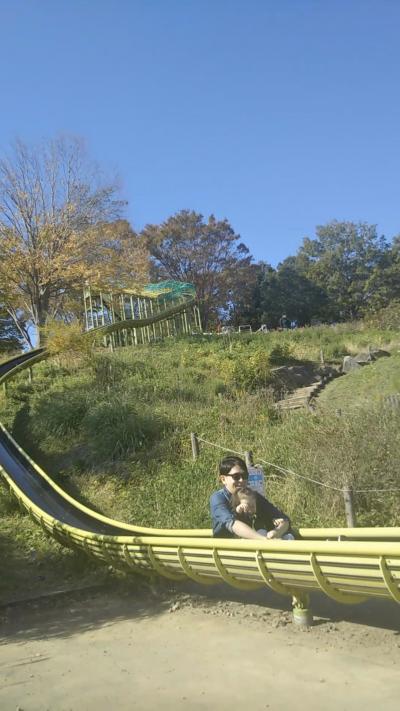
[1,580,400,711]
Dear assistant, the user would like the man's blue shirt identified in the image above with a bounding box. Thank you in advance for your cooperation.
[209,487,290,538]
[209,487,236,537]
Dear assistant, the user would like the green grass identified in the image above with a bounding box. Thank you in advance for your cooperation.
[1,321,400,600]
[318,352,400,412]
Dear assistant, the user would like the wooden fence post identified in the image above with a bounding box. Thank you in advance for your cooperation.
[191,433,200,460]
[343,484,357,527]
[244,450,254,469]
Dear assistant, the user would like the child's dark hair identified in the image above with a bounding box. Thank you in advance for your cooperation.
[219,455,248,477]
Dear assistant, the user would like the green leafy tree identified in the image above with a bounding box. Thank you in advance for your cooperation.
[257,258,329,327]
[363,235,400,312]
[0,301,23,353]
[296,221,390,320]
[228,262,267,329]
[142,210,252,328]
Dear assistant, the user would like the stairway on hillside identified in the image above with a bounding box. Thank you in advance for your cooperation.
[274,346,391,413]
[274,370,339,413]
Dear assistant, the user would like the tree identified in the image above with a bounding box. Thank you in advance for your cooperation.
[296,221,390,320]
[142,210,252,328]
[228,262,267,329]
[0,301,23,354]
[256,258,329,327]
[0,136,148,346]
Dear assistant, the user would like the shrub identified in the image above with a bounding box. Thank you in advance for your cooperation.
[30,380,90,438]
[82,395,166,462]
[268,342,295,364]
[88,353,132,388]
[365,301,400,331]
[42,320,91,358]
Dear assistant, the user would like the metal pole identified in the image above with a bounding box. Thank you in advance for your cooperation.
[88,285,95,330]
[195,305,203,332]
[292,592,313,627]
[83,286,90,331]
[149,299,156,340]
[99,291,105,325]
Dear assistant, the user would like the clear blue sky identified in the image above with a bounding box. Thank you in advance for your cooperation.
[1,0,399,266]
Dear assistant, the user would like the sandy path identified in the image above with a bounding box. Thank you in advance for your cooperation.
[1,584,400,711]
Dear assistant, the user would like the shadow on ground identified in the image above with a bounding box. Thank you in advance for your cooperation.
[1,575,399,645]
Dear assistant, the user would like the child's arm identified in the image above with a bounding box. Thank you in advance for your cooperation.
[266,518,290,539]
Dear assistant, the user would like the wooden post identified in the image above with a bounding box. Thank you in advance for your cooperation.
[244,451,254,469]
[27,367,33,384]
[320,348,325,366]
[2,381,7,396]
[191,433,200,460]
[343,484,357,527]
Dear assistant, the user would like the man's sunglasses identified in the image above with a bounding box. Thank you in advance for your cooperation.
[227,473,248,482]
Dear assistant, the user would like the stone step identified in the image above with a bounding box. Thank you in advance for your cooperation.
[275,371,338,412]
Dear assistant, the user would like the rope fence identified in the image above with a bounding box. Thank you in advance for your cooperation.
[192,433,400,528]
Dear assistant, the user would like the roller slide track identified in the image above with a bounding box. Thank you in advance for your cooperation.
[1,304,400,617]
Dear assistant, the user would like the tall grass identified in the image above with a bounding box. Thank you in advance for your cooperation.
[1,322,399,540]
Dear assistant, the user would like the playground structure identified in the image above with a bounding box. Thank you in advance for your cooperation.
[220,324,253,335]
[1,281,400,625]
[83,280,202,345]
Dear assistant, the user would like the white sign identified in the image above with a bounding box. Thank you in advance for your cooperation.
[248,466,265,497]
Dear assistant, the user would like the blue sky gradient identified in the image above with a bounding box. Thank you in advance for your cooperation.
[1,0,399,265]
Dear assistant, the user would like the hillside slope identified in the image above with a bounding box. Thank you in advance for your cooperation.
[317,352,400,412]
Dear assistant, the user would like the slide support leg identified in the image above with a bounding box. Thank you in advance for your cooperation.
[292,591,313,627]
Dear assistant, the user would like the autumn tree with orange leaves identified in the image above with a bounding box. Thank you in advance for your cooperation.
[0,136,148,347]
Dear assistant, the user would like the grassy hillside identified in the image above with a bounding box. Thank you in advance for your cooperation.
[1,322,400,600]
[317,351,400,412]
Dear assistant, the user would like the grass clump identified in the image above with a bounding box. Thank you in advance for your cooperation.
[83,393,167,462]
[30,378,91,439]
